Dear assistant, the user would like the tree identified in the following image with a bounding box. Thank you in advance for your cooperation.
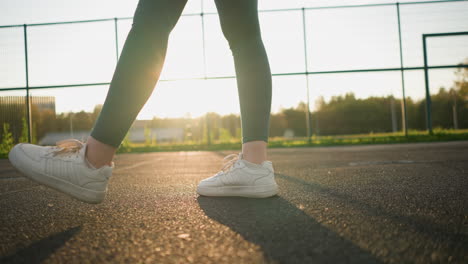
[0,123,14,155]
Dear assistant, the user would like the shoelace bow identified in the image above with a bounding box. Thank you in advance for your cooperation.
[220,153,242,173]
[51,139,85,157]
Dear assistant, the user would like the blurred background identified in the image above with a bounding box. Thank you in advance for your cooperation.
[0,0,467,149]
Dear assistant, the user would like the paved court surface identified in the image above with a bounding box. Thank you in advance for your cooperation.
[0,141,467,264]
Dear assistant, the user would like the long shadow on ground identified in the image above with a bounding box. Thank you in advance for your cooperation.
[1,226,81,264]
[275,173,467,244]
[198,196,381,264]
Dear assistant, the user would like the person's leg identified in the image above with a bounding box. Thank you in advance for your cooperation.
[214,0,272,165]
[196,5,277,198]
[88,0,188,168]
[8,0,189,203]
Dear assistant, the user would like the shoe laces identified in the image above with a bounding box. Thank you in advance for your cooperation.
[220,153,242,173]
[51,139,85,157]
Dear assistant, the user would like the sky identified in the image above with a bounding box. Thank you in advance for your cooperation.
[0,0,467,119]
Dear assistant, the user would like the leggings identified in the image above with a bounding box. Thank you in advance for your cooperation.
[90,0,272,148]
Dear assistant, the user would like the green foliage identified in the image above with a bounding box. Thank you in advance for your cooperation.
[19,117,29,143]
[0,123,14,156]
[120,132,132,152]
[236,128,242,139]
[218,128,233,142]
[312,94,398,135]
[144,125,152,146]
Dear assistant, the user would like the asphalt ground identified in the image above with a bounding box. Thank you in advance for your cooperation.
[0,141,467,264]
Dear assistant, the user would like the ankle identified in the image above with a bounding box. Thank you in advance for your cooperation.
[85,137,116,168]
[242,140,267,165]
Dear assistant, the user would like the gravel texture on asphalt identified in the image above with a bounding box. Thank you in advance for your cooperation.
[0,141,467,264]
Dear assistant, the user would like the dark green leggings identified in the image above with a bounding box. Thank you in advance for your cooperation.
[91,0,272,148]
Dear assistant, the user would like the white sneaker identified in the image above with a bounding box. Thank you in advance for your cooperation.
[197,152,278,198]
[8,139,112,204]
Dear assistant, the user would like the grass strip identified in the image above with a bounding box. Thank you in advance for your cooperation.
[1,130,468,158]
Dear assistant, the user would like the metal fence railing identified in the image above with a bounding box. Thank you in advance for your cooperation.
[1,0,468,144]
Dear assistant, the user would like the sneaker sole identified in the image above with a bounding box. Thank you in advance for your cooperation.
[197,184,278,198]
[9,149,105,204]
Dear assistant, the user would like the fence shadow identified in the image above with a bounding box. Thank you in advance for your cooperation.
[1,226,81,264]
[197,196,381,264]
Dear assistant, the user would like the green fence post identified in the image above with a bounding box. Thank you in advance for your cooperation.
[302,8,312,143]
[23,24,32,143]
[396,3,408,136]
[422,35,433,134]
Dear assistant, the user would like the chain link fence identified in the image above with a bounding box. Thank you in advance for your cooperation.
[1,0,467,146]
